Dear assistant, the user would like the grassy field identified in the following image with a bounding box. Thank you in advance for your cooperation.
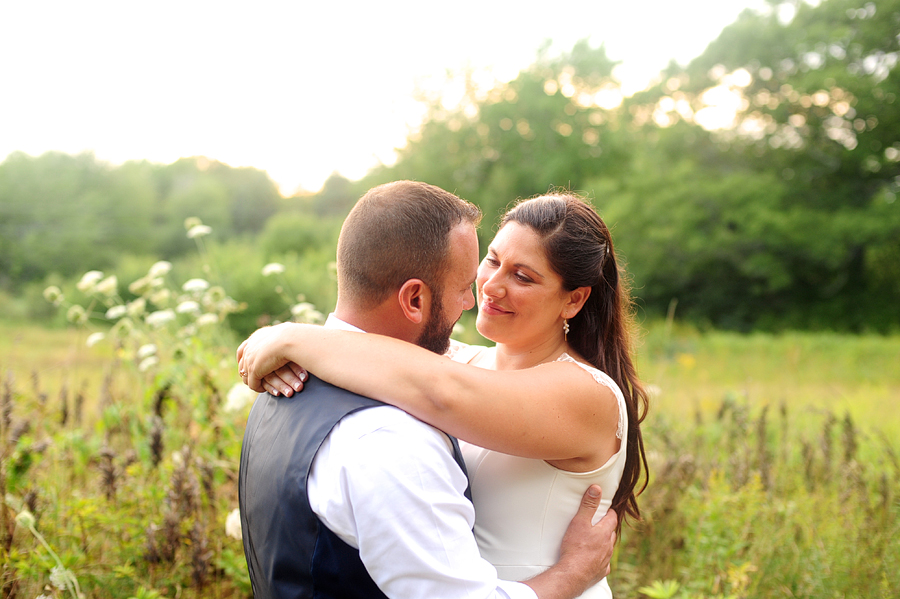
[1,319,898,598]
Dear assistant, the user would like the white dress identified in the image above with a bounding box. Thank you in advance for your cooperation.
[448,343,628,599]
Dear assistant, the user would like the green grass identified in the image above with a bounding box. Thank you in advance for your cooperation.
[1,319,898,598]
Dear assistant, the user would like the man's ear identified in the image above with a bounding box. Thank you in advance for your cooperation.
[398,279,430,324]
[562,286,591,320]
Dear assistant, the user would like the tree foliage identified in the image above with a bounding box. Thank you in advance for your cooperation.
[2,0,898,331]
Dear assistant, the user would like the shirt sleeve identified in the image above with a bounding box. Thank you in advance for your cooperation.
[309,406,538,599]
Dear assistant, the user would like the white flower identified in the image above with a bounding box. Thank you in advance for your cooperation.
[182,278,210,294]
[184,216,203,230]
[95,275,118,297]
[66,305,87,325]
[262,263,285,276]
[105,305,127,320]
[149,289,171,307]
[187,224,212,239]
[196,313,219,327]
[138,356,159,372]
[14,510,35,529]
[86,332,105,348]
[176,300,201,315]
[225,508,242,540]
[146,309,176,328]
[50,565,76,591]
[43,285,64,305]
[110,317,134,338]
[128,276,153,296]
[77,270,104,293]
[126,297,147,317]
[291,302,323,323]
[172,450,184,467]
[225,383,257,414]
[148,260,173,278]
[137,344,157,359]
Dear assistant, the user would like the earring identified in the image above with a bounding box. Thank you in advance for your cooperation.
[563,319,570,338]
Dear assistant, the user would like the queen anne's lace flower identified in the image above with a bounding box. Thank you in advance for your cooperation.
[148,260,172,278]
[226,508,243,540]
[105,305,127,320]
[77,271,104,293]
[86,332,105,347]
[182,279,210,294]
[176,300,201,314]
[187,224,212,239]
[95,275,118,297]
[225,383,256,414]
[262,263,286,276]
[146,309,176,328]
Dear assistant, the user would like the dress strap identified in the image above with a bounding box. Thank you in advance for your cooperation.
[555,353,627,441]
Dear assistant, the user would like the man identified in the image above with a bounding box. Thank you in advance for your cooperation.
[238,181,617,598]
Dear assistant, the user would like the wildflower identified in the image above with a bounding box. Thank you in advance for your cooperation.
[50,565,77,591]
[14,510,35,529]
[43,285,64,306]
[110,317,134,338]
[148,260,173,278]
[149,289,170,307]
[225,383,256,414]
[176,300,201,315]
[127,297,147,317]
[291,302,323,324]
[105,305,127,320]
[184,216,203,230]
[137,344,157,359]
[66,305,88,325]
[187,224,212,239]
[146,309,176,328]
[196,313,218,327]
[77,270,104,293]
[262,262,286,276]
[139,356,159,372]
[96,275,118,297]
[205,285,226,304]
[225,508,242,540]
[182,278,210,294]
[86,332,105,348]
[129,276,153,296]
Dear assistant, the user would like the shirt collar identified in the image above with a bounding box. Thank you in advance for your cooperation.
[324,313,365,333]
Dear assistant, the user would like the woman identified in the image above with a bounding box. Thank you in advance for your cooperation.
[238,192,648,598]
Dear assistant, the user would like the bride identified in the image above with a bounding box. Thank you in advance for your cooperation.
[239,192,649,598]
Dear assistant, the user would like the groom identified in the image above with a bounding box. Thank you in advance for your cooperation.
[238,180,617,598]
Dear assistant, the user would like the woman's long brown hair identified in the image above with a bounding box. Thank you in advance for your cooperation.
[501,192,649,533]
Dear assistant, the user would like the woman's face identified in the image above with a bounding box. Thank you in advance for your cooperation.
[475,222,581,347]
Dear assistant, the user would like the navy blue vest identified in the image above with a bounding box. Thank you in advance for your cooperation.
[238,375,470,599]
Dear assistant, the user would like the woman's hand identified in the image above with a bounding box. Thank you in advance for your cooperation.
[237,323,309,396]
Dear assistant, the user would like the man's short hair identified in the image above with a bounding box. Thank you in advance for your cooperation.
[337,181,482,309]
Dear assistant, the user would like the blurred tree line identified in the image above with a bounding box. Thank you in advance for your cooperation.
[1,0,898,332]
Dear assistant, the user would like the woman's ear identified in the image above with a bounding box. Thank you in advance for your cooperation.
[397,279,430,324]
[563,286,591,320]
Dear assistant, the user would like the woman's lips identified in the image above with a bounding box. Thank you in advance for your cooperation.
[480,300,512,315]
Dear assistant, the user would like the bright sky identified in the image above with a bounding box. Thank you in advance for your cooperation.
[0,0,767,195]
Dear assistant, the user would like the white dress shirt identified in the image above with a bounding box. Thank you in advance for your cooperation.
[306,314,537,599]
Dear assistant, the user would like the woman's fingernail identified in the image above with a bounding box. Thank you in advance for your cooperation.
[293,382,302,391]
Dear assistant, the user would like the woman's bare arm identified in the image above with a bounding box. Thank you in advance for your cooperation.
[237,323,618,462]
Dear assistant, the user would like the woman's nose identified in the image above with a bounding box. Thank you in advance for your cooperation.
[481,270,505,299]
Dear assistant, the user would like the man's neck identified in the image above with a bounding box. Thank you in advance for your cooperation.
[333,302,416,343]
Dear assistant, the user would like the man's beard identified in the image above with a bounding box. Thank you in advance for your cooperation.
[416,286,455,355]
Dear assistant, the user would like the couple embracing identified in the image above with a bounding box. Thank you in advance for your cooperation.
[237,180,648,598]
